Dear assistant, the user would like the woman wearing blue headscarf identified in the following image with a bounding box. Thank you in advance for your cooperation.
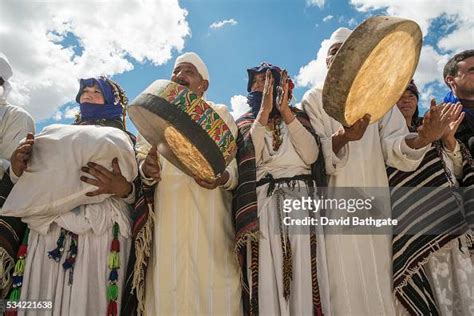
[6,77,137,316]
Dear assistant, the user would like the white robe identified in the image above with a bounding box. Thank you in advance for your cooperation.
[0,100,34,297]
[0,100,35,179]
[302,87,430,315]
[4,124,136,316]
[138,102,242,316]
[248,118,331,315]
[17,199,132,316]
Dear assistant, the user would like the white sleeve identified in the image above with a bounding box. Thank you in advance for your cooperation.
[444,141,463,179]
[302,88,349,175]
[286,118,318,165]
[0,107,35,173]
[379,106,430,172]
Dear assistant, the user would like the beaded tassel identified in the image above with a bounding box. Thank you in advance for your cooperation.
[107,223,120,316]
[47,229,66,262]
[62,233,78,285]
[6,228,30,316]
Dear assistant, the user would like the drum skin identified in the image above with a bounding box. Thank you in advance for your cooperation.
[323,16,422,127]
[128,80,237,181]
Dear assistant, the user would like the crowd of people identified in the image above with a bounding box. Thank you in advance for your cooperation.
[0,25,472,316]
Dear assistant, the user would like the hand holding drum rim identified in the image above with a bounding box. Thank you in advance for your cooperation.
[417,100,463,147]
[142,144,161,182]
[194,170,230,190]
[10,132,35,177]
[331,114,371,155]
[341,114,371,142]
[80,158,133,198]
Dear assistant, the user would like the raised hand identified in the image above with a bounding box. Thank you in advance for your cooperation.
[80,158,132,198]
[142,144,161,182]
[10,133,35,177]
[332,114,371,154]
[441,102,464,151]
[342,114,371,141]
[256,70,274,126]
[276,70,295,124]
[417,100,457,146]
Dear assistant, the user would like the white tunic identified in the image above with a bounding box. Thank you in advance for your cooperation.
[248,118,331,315]
[138,103,242,316]
[0,100,35,178]
[17,199,132,316]
[302,87,430,315]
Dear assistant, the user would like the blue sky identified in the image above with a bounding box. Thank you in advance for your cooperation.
[1,0,471,135]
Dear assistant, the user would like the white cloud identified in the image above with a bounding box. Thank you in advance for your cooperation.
[349,0,474,52]
[348,18,358,27]
[52,104,80,121]
[306,0,325,8]
[230,95,249,119]
[438,23,474,52]
[53,111,63,121]
[0,1,190,121]
[295,39,332,88]
[413,45,449,87]
[64,106,80,119]
[304,0,473,92]
[209,19,238,30]
[323,15,333,22]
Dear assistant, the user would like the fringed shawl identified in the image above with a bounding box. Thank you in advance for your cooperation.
[0,174,26,298]
[232,109,326,315]
[388,140,474,315]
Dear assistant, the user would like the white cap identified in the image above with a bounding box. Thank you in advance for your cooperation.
[0,52,13,81]
[174,52,210,83]
[328,27,353,47]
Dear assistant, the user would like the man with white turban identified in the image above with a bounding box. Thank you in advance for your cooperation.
[302,28,452,315]
[0,53,35,181]
[0,52,34,298]
[124,52,242,315]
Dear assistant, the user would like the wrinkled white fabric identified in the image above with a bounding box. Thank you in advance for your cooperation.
[302,87,430,315]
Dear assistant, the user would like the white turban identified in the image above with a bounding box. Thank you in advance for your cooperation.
[0,52,13,101]
[174,52,210,83]
[328,27,353,47]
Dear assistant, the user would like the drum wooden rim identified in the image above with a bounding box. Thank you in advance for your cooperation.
[322,16,422,127]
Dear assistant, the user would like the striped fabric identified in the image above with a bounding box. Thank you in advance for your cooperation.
[0,173,27,298]
[120,180,155,316]
[232,109,326,315]
[388,140,474,315]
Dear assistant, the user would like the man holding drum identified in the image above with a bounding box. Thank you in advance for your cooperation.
[133,52,242,315]
[302,27,455,315]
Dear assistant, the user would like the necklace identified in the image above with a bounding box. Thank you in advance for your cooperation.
[271,117,283,151]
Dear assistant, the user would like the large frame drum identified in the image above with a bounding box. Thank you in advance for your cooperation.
[323,16,422,127]
[128,80,237,182]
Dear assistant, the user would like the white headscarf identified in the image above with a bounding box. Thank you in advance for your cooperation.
[174,52,210,83]
[0,52,13,101]
[328,27,353,47]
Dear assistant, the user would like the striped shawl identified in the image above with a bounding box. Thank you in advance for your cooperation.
[388,140,474,315]
[233,109,326,315]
